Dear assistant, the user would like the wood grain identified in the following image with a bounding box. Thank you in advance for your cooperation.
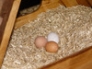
[0,0,5,14]
[87,0,92,6]
[76,0,91,7]
[0,0,21,68]
[40,46,92,69]
[0,0,14,44]
[0,17,3,26]
[61,0,78,7]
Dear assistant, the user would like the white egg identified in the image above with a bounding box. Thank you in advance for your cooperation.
[47,32,59,43]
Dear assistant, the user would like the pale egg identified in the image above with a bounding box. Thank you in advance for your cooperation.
[47,32,59,43]
[34,36,47,48]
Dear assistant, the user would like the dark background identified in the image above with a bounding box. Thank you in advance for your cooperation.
[19,0,42,11]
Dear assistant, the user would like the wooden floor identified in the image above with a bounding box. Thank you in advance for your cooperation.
[0,0,14,44]
[61,0,92,7]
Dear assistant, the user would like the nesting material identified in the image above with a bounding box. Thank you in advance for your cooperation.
[19,5,40,16]
[2,5,92,69]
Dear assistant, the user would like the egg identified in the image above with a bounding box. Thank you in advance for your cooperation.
[45,41,59,53]
[47,32,59,43]
[34,36,47,48]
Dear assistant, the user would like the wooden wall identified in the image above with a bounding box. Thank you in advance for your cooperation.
[0,0,21,68]
[61,0,92,7]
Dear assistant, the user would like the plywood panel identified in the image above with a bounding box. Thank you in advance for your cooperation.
[0,0,14,44]
[61,0,78,7]
[0,0,5,14]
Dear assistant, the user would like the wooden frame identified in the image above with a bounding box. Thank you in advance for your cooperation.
[0,0,21,68]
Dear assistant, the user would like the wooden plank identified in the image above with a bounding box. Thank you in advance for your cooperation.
[41,0,62,11]
[0,0,5,13]
[87,0,92,6]
[40,46,92,69]
[15,0,62,29]
[61,0,78,7]
[76,0,91,7]
[0,17,3,26]
[0,0,14,44]
[0,0,21,68]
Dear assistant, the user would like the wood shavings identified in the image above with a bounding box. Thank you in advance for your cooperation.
[1,5,92,69]
[19,5,40,16]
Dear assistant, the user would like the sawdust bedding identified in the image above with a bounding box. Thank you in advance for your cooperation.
[1,5,92,69]
[19,5,40,16]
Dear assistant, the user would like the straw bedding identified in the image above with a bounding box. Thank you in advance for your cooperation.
[2,5,92,69]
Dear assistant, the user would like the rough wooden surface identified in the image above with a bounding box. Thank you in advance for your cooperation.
[77,0,91,6]
[40,47,92,69]
[0,0,21,68]
[87,0,92,6]
[0,17,3,26]
[0,0,14,44]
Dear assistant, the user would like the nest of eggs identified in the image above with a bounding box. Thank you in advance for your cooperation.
[2,5,92,69]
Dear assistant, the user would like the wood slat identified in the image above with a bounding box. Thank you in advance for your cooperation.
[0,0,5,14]
[0,0,14,44]
[76,0,91,7]
[87,0,92,6]
[40,47,92,69]
[0,0,21,68]
[61,0,78,7]
[0,17,3,26]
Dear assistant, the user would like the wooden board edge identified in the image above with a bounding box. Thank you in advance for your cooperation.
[76,0,91,7]
[61,0,78,7]
[87,0,92,6]
[40,46,92,69]
[0,0,21,68]
[0,0,14,44]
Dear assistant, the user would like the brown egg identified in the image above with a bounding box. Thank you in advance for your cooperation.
[45,41,59,53]
[34,36,47,48]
